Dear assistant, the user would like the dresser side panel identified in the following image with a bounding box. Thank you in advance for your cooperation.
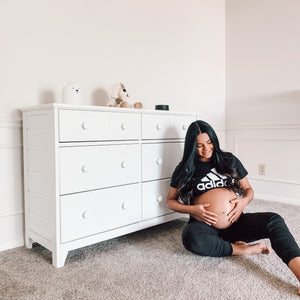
[23,110,57,245]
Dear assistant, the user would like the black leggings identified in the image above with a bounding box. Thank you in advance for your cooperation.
[182,212,300,265]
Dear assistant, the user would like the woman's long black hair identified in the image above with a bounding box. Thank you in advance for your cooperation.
[175,120,245,204]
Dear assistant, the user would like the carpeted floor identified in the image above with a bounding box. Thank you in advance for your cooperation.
[1,199,300,300]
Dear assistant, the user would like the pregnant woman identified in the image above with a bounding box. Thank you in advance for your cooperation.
[166,120,300,295]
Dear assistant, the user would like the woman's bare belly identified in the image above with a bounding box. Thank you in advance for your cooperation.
[193,188,237,229]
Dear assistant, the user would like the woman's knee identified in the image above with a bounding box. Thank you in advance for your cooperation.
[266,212,285,226]
[265,212,287,234]
[182,226,210,255]
[182,223,231,257]
[269,212,283,220]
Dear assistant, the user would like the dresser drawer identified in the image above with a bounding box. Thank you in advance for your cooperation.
[60,184,141,243]
[59,109,141,142]
[142,142,184,181]
[142,179,173,220]
[60,144,141,194]
[142,114,195,139]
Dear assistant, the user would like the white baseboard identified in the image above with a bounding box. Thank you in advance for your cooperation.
[0,239,25,252]
[0,213,24,251]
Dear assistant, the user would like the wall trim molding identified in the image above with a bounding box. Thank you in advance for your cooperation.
[214,127,226,131]
[226,123,300,131]
[0,144,22,149]
[234,137,300,158]
[0,211,24,218]
[249,176,300,186]
[0,119,22,129]
[0,118,23,149]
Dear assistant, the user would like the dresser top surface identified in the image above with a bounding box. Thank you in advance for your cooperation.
[20,103,197,116]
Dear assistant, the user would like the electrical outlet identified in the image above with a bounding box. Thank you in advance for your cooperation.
[258,163,266,175]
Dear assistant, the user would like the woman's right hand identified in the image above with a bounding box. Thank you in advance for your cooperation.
[166,187,217,226]
[190,203,218,226]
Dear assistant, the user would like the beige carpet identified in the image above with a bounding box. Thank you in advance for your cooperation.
[1,199,300,300]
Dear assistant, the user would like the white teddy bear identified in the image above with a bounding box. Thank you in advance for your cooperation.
[107,83,143,109]
[62,82,82,104]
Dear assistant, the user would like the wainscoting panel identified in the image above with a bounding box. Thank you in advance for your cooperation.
[226,123,300,206]
[0,119,24,250]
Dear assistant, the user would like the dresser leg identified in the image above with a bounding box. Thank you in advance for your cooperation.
[52,249,68,268]
[25,237,33,249]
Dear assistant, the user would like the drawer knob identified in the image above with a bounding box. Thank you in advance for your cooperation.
[81,165,88,173]
[121,161,128,168]
[156,158,163,165]
[121,202,127,210]
[156,195,163,202]
[182,124,188,130]
[121,123,127,130]
[156,124,161,130]
[82,211,88,219]
[81,122,88,130]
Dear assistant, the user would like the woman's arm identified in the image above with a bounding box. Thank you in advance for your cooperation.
[166,187,217,225]
[227,176,254,223]
[166,187,192,214]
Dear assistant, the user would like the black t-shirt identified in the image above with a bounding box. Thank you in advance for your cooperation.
[170,155,248,199]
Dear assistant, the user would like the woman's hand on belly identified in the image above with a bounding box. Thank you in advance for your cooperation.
[190,203,218,226]
[227,197,248,223]
[193,188,237,229]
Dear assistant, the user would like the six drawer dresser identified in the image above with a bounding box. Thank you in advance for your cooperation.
[22,103,197,267]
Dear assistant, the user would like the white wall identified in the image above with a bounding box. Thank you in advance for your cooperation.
[0,0,225,121]
[226,0,300,125]
[0,0,225,251]
[226,0,300,205]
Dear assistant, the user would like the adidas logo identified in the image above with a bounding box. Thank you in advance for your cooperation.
[196,168,228,191]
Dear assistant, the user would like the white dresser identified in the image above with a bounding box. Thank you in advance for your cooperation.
[22,104,196,267]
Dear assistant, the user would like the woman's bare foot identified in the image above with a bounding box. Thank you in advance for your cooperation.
[231,241,271,255]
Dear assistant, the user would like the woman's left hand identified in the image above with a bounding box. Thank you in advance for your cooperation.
[228,177,254,223]
[227,198,248,223]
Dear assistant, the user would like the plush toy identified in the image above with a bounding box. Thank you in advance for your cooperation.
[62,82,82,104]
[107,83,143,109]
